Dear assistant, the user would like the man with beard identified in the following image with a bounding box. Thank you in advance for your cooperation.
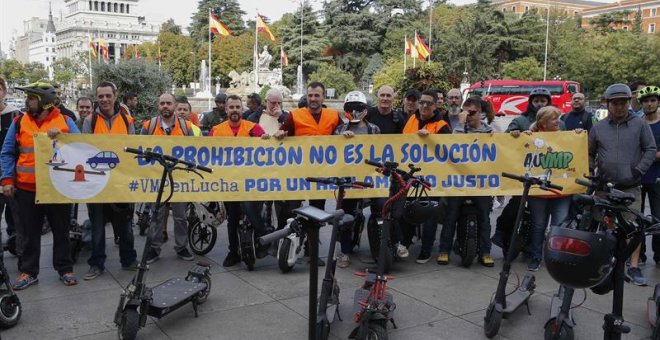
[561,92,595,132]
[638,86,660,266]
[275,82,342,266]
[365,85,406,134]
[243,93,263,119]
[445,88,463,129]
[1,82,80,289]
[81,81,137,280]
[52,83,77,121]
[140,93,195,264]
[200,93,228,135]
[210,95,270,267]
[589,83,656,286]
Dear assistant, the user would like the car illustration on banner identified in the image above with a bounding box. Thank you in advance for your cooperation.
[86,151,120,169]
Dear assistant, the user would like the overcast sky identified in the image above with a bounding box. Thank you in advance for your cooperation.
[0,0,617,55]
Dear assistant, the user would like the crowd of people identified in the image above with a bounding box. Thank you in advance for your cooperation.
[0,75,659,292]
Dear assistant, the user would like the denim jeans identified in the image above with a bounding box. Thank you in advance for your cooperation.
[87,203,137,269]
[527,196,571,261]
[437,196,493,255]
[643,183,660,263]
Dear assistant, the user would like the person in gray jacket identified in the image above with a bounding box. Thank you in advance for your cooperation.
[588,83,657,286]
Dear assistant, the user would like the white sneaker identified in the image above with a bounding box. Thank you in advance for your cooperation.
[396,243,409,258]
[337,254,351,268]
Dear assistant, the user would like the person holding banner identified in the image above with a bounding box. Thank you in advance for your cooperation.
[140,93,195,264]
[275,82,342,266]
[210,95,270,267]
[333,91,381,268]
[81,81,138,280]
[403,90,451,262]
[1,82,80,289]
[366,85,406,134]
[431,97,495,267]
[175,97,201,136]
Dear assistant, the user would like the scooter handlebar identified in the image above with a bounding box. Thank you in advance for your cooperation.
[258,226,291,246]
[575,178,593,188]
[124,147,212,173]
[501,172,524,182]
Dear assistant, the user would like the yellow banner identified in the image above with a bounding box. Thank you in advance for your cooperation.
[34,132,588,203]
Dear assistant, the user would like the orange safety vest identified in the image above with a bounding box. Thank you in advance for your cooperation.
[90,111,134,135]
[211,120,257,137]
[143,116,192,136]
[16,108,70,189]
[290,107,339,136]
[402,114,448,134]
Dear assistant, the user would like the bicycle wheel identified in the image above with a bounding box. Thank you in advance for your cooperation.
[188,221,217,255]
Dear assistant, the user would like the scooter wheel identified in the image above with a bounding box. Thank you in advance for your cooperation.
[315,319,331,340]
[544,318,574,340]
[117,308,139,340]
[5,235,16,256]
[188,221,217,255]
[0,293,21,329]
[367,322,388,340]
[278,238,295,273]
[484,304,502,338]
[195,275,212,305]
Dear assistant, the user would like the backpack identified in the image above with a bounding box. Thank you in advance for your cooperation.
[146,116,189,136]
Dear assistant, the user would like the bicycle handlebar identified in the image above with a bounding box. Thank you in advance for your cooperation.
[124,147,213,173]
[258,226,291,246]
[501,172,563,191]
[305,177,374,188]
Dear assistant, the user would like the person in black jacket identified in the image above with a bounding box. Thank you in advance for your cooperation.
[0,77,20,239]
[52,84,77,121]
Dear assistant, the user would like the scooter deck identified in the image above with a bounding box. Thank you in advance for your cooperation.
[148,277,207,318]
[352,288,394,318]
[503,289,533,314]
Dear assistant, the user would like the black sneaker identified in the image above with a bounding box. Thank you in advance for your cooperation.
[625,267,647,286]
[121,261,139,271]
[527,258,541,272]
[416,250,431,264]
[222,252,241,267]
[177,248,194,261]
[146,248,160,264]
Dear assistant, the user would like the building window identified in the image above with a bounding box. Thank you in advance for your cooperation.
[94,1,98,11]
[89,1,92,10]
[623,26,629,31]
[46,57,49,61]
[53,57,56,62]
[524,6,529,12]
[652,8,657,17]
[650,23,656,33]
[126,4,129,13]
[502,7,506,12]
[120,3,124,13]
[511,6,515,13]
[45,47,48,52]
[52,37,55,42]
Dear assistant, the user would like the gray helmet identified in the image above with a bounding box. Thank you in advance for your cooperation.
[604,83,632,101]
[528,87,551,105]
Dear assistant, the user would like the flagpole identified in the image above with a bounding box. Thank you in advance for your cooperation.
[208,9,212,111]
[254,11,259,93]
[428,0,432,63]
[404,34,407,73]
[88,30,93,88]
[97,30,101,63]
[543,6,550,81]
[413,31,417,68]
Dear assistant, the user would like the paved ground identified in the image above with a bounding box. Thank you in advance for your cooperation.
[2,199,660,340]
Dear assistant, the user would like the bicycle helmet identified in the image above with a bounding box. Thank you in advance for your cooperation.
[604,83,632,101]
[15,82,57,111]
[403,200,439,225]
[344,91,368,123]
[637,85,660,101]
[528,88,551,105]
[544,225,616,289]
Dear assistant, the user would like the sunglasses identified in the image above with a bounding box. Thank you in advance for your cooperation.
[419,100,435,107]
[466,109,479,116]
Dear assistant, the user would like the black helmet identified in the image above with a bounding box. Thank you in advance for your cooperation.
[528,87,551,105]
[403,200,438,225]
[604,83,632,101]
[297,95,307,108]
[544,225,616,289]
[16,82,57,111]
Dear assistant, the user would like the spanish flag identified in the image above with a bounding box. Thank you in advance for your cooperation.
[99,37,109,62]
[415,32,432,61]
[281,46,288,67]
[89,35,97,58]
[209,12,231,37]
[405,38,412,56]
[257,14,275,41]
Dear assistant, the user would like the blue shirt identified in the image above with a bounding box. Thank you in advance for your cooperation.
[642,120,660,184]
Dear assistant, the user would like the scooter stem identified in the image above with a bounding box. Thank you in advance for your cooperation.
[308,224,320,340]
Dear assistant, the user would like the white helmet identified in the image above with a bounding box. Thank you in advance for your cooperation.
[344,91,368,123]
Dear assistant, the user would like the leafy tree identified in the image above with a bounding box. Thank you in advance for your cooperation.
[24,62,48,83]
[589,10,632,33]
[52,57,86,85]
[93,59,172,121]
[189,0,246,45]
[0,59,26,84]
[277,3,330,88]
[158,32,196,86]
[161,18,182,35]
[361,53,383,88]
[501,56,543,80]
[308,63,356,97]
[632,7,642,33]
[372,57,406,93]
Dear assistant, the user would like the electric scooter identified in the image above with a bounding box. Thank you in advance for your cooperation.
[455,199,480,267]
[259,205,350,340]
[187,201,225,255]
[305,176,371,339]
[114,147,213,340]
[275,214,308,273]
[483,171,563,338]
[0,229,21,329]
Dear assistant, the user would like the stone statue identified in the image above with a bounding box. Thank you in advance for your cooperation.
[258,46,273,70]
